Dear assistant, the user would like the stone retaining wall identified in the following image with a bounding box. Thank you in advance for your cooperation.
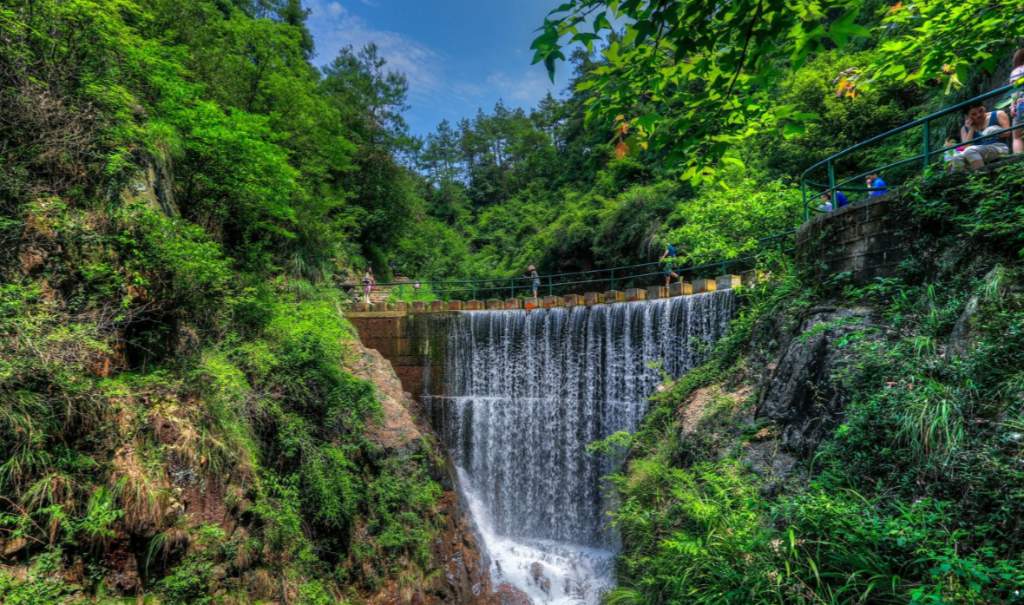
[796,194,911,284]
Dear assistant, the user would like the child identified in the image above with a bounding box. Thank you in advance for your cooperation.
[527,265,540,299]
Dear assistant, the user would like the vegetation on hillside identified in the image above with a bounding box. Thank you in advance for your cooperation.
[0,1,452,602]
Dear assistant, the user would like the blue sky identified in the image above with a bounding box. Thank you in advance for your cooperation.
[305,0,573,137]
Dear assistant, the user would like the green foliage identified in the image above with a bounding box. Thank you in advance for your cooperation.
[533,0,871,178]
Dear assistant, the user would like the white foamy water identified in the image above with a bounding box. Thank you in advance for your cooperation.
[425,293,736,603]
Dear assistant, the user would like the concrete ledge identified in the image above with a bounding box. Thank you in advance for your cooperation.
[604,290,625,303]
[647,286,668,299]
[625,288,646,301]
[346,310,407,319]
[693,278,717,293]
[715,274,742,290]
[564,294,585,307]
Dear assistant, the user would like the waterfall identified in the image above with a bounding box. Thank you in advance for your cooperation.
[425,292,736,604]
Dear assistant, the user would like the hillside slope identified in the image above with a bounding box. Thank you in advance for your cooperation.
[606,165,1024,604]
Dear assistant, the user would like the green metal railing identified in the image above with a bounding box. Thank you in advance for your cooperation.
[801,83,1021,220]
[350,231,795,302]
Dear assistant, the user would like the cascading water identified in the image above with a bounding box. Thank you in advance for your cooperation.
[425,292,736,604]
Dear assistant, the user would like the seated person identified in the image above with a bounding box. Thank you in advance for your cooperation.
[955,102,1010,170]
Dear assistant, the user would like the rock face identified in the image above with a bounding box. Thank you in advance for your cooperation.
[347,338,494,604]
[757,306,880,456]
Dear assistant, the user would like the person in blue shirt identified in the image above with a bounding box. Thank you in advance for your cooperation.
[865,173,888,197]
[660,243,680,287]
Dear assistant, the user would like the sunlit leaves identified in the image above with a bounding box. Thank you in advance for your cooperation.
[532,0,870,178]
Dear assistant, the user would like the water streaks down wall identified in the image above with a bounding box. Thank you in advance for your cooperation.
[424,291,737,603]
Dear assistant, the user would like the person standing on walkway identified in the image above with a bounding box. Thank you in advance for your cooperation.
[865,173,888,197]
[362,267,375,304]
[527,265,540,298]
[1009,48,1024,155]
[661,242,680,287]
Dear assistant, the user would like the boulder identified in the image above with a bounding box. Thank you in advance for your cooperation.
[757,306,880,456]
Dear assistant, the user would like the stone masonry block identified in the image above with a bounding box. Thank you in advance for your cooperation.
[465,300,484,311]
[715,274,742,290]
[447,301,463,311]
[604,290,625,303]
[693,278,717,293]
[371,302,388,313]
[351,302,369,312]
[583,292,601,306]
[486,299,503,310]
[430,300,446,312]
[523,297,541,310]
[564,294,585,306]
[542,295,560,308]
[411,301,427,313]
[504,299,521,310]
[625,288,646,301]
[669,282,693,297]
[647,286,668,299]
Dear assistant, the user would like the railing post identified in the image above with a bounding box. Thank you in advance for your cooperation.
[922,119,931,178]
[547,275,553,297]
[826,159,836,199]
[610,268,616,292]
[509,278,514,299]
[802,180,809,221]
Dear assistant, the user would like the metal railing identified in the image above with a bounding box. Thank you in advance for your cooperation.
[347,231,795,301]
[801,83,1021,220]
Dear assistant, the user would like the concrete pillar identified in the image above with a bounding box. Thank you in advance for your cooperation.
[411,301,427,313]
[486,299,503,310]
[564,294,585,306]
[523,297,541,310]
[542,295,560,308]
[447,300,463,311]
[604,290,625,303]
[504,298,521,310]
[669,282,693,297]
[715,274,742,290]
[584,292,601,306]
[647,286,668,300]
[372,302,388,313]
[430,300,446,312]
[351,302,369,312]
[465,300,484,311]
[693,278,717,293]
[625,288,646,301]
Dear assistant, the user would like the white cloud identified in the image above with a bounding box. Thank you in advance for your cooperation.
[306,0,443,100]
